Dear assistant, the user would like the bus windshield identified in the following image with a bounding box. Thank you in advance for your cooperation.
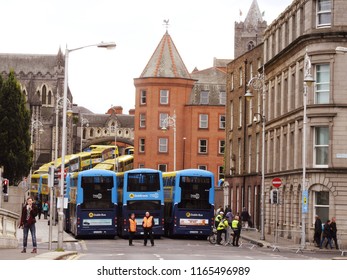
[80,176,114,209]
[127,200,161,211]
[127,173,160,192]
[177,176,212,210]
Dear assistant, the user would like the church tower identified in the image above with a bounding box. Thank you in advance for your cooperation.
[234,0,267,58]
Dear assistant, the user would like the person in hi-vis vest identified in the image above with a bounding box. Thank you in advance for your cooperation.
[128,213,137,246]
[142,211,154,246]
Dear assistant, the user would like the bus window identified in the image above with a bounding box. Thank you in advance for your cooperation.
[127,200,161,211]
[127,173,160,192]
[81,176,114,209]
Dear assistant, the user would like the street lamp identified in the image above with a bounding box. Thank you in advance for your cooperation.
[110,123,118,172]
[80,115,89,152]
[245,64,266,241]
[301,51,315,249]
[28,118,44,199]
[55,96,73,160]
[161,111,177,171]
[58,41,116,250]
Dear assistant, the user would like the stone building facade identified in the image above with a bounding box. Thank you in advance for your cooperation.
[225,0,347,245]
[0,49,74,169]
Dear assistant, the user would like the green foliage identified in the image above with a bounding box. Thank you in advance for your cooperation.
[0,71,32,185]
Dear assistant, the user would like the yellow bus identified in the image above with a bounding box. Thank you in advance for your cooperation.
[89,144,118,157]
[69,152,92,172]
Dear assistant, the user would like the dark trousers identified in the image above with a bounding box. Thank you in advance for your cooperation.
[314,231,322,246]
[129,231,135,245]
[216,229,226,244]
[232,230,240,246]
[320,236,333,249]
[332,234,339,249]
[143,228,154,245]
[23,224,37,248]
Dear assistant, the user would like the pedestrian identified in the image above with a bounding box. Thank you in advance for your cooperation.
[36,199,42,220]
[314,215,322,247]
[42,201,49,219]
[225,210,233,226]
[142,211,154,246]
[330,217,339,250]
[214,211,224,228]
[19,197,38,253]
[216,216,229,245]
[320,220,333,249]
[231,215,242,247]
[128,213,137,246]
[240,207,250,229]
[215,205,223,216]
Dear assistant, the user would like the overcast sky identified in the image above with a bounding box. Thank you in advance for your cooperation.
[0,0,293,114]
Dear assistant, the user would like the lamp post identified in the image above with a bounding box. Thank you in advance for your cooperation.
[301,52,315,249]
[55,97,73,161]
[27,118,44,202]
[161,111,177,171]
[80,115,89,152]
[110,124,118,172]
[58,41,116,250]
[244,64,266,240]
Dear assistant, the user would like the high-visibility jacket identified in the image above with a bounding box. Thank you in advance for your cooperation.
[129,218,137,232]
[232,219,240,230]
[217,219,229,231]
[143,216,154,228]
[215,214,223,224]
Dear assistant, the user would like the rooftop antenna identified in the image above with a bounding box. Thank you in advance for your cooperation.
[163,19,170,32]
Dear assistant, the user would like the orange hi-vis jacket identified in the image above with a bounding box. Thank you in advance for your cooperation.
[129,218,137,232]
[143,216,153,228]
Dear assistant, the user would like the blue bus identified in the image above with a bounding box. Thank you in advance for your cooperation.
[68,169,118,238]
[116,168,164,237]
[63,172,79,233]
[163,169,215,238]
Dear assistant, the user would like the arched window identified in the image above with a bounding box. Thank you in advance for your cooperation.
[23,89,28,102]
[42,85,47,104]
[36,90,41,100]
[48,90,52,105]
[247,41,255,51]
[82,128,87,139]
[90,128,94,138]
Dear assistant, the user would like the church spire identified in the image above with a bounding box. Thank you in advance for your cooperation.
[244,0,263,29]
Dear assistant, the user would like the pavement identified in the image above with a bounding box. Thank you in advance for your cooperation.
[1,221,346,260]
[0,218,78,260]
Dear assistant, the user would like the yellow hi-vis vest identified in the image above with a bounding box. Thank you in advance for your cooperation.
[215,214,222,223]
[129,218,137,232]
[217,219,229,230]
[143,216,153,228]
[232,219,239,229]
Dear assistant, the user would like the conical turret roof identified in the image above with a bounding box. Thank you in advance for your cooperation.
[140,31,191,79]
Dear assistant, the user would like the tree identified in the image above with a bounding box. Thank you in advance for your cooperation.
[0,71,32,185]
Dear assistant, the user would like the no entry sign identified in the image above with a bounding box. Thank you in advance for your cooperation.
[272,177,282,188]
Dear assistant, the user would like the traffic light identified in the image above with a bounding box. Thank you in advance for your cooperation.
[2,179,8,194]
[54,168,60,186]
[271,189,279,204]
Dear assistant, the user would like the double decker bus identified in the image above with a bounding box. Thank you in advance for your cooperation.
[93,155,134,172]
[69,152,92,172]
[69,169,118,238]
[63,172,79,233]
[163,169,215,238]
[116,168,164,237]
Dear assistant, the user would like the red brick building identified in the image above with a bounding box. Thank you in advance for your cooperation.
[133,31,227,186]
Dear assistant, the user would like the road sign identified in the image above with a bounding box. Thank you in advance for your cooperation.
[272,177,282,188]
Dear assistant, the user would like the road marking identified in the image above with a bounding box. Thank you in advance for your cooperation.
[153,254,163,260]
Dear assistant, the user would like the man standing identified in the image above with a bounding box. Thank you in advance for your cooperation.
[19,197,38,253]
[331,217,339,250]
[231,215,242,247]
[128,213,137,246]
[214,211,224,229]
[142,211,154,246]
[240,207,250,229]
[314,215,322,247]
[216,216,229,245]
